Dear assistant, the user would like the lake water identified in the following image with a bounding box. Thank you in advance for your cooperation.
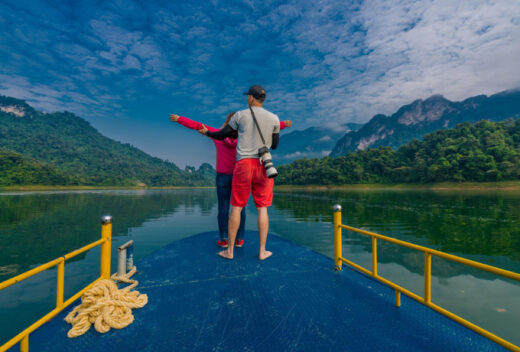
[1,189,519,346]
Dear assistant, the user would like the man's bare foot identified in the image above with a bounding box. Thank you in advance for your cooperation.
[218,250,233,260]
[259,250,272,260]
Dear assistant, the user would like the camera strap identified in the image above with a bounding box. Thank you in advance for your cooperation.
[249,107,267,146]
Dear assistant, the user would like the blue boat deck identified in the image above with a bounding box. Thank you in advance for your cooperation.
[19,231,505,351]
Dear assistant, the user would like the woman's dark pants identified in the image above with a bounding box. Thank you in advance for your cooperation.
[216,173,245,241]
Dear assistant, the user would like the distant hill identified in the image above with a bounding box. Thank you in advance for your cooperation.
[0,148,80,186]
[0,96,214,186]
[277,118,520,185]
[331,89,520,156]
[273,123,363,164]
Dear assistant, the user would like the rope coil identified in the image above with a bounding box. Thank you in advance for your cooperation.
[64,267,148,338]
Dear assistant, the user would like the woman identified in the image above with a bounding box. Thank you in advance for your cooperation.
[170,112,291,247]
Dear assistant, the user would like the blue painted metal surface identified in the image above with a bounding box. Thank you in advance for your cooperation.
[17,231,505,351]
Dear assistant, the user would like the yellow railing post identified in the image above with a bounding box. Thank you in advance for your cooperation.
[20,336,28,352]
[372,237,378,276]
[0,217,116,352]
[424,252,431,304]
[100,215,113,279]
[333,204,342,271]
[334,221,520,351]
[56,258,64,309]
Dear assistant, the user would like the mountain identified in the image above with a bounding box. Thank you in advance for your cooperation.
[273,122,363,164]
[0,96,214,186]
[277,118,520,185]
[330,89,520,156]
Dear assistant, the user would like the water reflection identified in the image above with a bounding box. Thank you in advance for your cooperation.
[1,189,519,346]
[270,189,520,346]
[0,190,217,280]
[272,190,520,273]
[0,189,219,344]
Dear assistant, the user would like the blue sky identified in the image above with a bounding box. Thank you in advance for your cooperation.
[1,0,519,167]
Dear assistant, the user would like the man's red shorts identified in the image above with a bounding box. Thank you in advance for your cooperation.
[231,158,274,208]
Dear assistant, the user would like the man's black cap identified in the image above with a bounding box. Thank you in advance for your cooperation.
[243,85,266,100]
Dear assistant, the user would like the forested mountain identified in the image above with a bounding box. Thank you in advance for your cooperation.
[0,96,214,186]
[0,148,81,185]
[277,119,520,185]
[273,123,363,164]
[330,89,520,156]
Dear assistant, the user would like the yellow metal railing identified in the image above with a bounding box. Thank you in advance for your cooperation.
[332,204,520,352]
[0,215,113,352]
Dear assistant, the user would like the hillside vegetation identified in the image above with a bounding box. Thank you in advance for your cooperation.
[0,96,214,186]
[277,119,520,185]
[0,148,81,186]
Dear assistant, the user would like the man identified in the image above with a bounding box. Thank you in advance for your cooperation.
[199,85,280,260]
[169,113,291,249]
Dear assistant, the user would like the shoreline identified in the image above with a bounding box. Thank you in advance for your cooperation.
[0,185,215,192]
[2,181,520,192]
[274,181,520,191]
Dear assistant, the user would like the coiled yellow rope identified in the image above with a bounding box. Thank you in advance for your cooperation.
[64,267,148,338]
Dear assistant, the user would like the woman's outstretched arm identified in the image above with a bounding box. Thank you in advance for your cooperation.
[170,114,218,132]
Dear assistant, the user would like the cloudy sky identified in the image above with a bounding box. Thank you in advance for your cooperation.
[1,0,519,167]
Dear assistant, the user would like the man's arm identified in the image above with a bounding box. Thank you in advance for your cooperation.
[271,118,284,149]
[271,133,279,150]
[201,124,238,140]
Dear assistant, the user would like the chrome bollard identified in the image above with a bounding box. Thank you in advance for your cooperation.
[117,240,134,276]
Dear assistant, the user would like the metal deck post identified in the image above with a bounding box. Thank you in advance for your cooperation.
[100,215,113,279]
[333,204,342,271]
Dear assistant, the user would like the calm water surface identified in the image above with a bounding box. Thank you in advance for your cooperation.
[1,189,519,346]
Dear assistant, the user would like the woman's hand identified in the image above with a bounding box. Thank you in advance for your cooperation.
[284,120,292,127]
[170,114,180,122]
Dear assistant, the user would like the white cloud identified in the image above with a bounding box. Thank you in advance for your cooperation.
[1,0,519,142]
[259,0,520,128]
[327,0,520,124]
